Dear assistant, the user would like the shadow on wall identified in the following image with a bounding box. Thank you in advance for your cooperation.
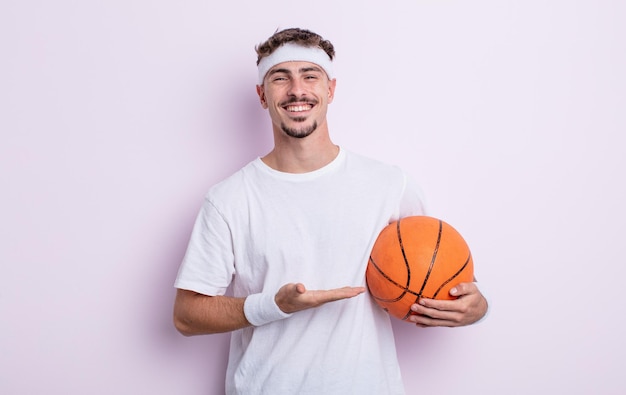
[141,205,230,392]
[231,81,274,159]
[145,73,272,351]
[138,76,272,392]
[214,70,274,175]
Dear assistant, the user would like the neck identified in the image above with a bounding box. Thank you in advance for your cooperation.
[262,124,339,173]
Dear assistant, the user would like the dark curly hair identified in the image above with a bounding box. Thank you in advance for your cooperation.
[255,28,335,65]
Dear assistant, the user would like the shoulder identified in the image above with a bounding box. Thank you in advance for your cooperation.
[204,159,261,202]
[342,149,407,181]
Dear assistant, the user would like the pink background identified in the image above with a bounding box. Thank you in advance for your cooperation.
[1,1,624,394]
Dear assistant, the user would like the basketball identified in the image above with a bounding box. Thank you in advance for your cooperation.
[366,216,474,321]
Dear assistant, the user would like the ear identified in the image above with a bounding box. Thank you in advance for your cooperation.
[327,78,337,104]
[256,85,268,109]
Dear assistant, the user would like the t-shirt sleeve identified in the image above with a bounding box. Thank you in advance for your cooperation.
[174,198,235,296]
[398,172,429,217]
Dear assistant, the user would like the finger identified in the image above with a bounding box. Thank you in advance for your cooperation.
[414,297,455,312]
[318,286,365,302]
[411,302,449,320]
[407,312,461,327]
[449,282,477,297]
[336,286,366,298]
[335,286,366,295]
[410,299,465,324]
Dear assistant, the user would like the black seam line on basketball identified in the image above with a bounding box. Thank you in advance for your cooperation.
[398,218,419,321]
[432,252,472,299]
[417,219,443,297]
[396,218,413,294]
[368,256,412,302]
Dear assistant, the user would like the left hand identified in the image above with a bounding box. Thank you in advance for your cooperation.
[407,282,488,327]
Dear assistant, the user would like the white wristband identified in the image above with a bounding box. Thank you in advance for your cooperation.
[244,292,292,327]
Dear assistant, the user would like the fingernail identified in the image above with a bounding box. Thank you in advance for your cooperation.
[450,287,458,295]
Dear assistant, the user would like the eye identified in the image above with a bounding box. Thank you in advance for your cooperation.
[304,73,320,80]
[272,76,287,82]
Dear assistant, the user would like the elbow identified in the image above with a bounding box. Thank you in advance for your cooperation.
[173,304,199,337]
[173,289,203,336]
[173,289,226,336]
[173,313,197,337]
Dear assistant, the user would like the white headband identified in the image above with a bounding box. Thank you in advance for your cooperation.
[257,43,334,85]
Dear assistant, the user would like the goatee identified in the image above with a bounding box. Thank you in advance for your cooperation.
[281,121,318,139]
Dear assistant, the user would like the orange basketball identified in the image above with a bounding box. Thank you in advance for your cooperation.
[366,216,474,321]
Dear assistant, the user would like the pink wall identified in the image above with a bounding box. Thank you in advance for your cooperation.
[1,1,625,394]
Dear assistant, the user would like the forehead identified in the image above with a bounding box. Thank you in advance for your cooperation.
[267,61,324,75]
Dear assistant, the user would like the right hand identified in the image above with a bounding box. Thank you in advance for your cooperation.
[275,283,366,314]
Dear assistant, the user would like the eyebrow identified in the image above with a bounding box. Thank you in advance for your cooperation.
[268,66,324,77]
[300,66,323,74]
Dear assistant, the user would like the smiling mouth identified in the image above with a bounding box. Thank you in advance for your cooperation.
[284,104,313,112]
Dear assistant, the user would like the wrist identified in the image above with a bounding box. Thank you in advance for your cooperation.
[473,281,490,324]
[244,292,293,326]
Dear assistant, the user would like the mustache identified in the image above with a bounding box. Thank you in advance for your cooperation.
[279,97,318,107]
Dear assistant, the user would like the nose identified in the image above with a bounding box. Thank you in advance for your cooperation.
[287,78,306,98]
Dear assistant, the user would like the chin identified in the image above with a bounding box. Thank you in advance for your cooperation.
[281,121,318,139]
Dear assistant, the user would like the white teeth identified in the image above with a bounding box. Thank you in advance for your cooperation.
[286,105,312,112]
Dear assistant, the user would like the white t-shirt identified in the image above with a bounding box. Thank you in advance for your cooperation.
[175,148,426,394]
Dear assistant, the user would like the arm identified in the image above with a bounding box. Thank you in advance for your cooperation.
[173,284,365,336]
[173,289,250,336]
[407,281,488,327]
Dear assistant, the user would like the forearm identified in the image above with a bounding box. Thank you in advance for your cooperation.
[173,283,365,335]
[173,289,251,336]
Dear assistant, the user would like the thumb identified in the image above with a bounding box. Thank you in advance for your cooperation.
[295,283,307,294]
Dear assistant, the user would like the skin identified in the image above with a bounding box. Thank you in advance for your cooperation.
[255,61,338,173]
[173,59,487,336]
[409,281,488,327]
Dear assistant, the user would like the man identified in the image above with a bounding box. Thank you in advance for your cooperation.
[174,28,488,394]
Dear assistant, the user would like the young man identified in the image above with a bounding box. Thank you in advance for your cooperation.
[174,28,488,394]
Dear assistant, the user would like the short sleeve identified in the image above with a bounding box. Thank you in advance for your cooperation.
[398,173,429,217]
[174,198,235,296]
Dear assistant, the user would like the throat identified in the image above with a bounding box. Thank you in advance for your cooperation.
[262,144,340,174]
